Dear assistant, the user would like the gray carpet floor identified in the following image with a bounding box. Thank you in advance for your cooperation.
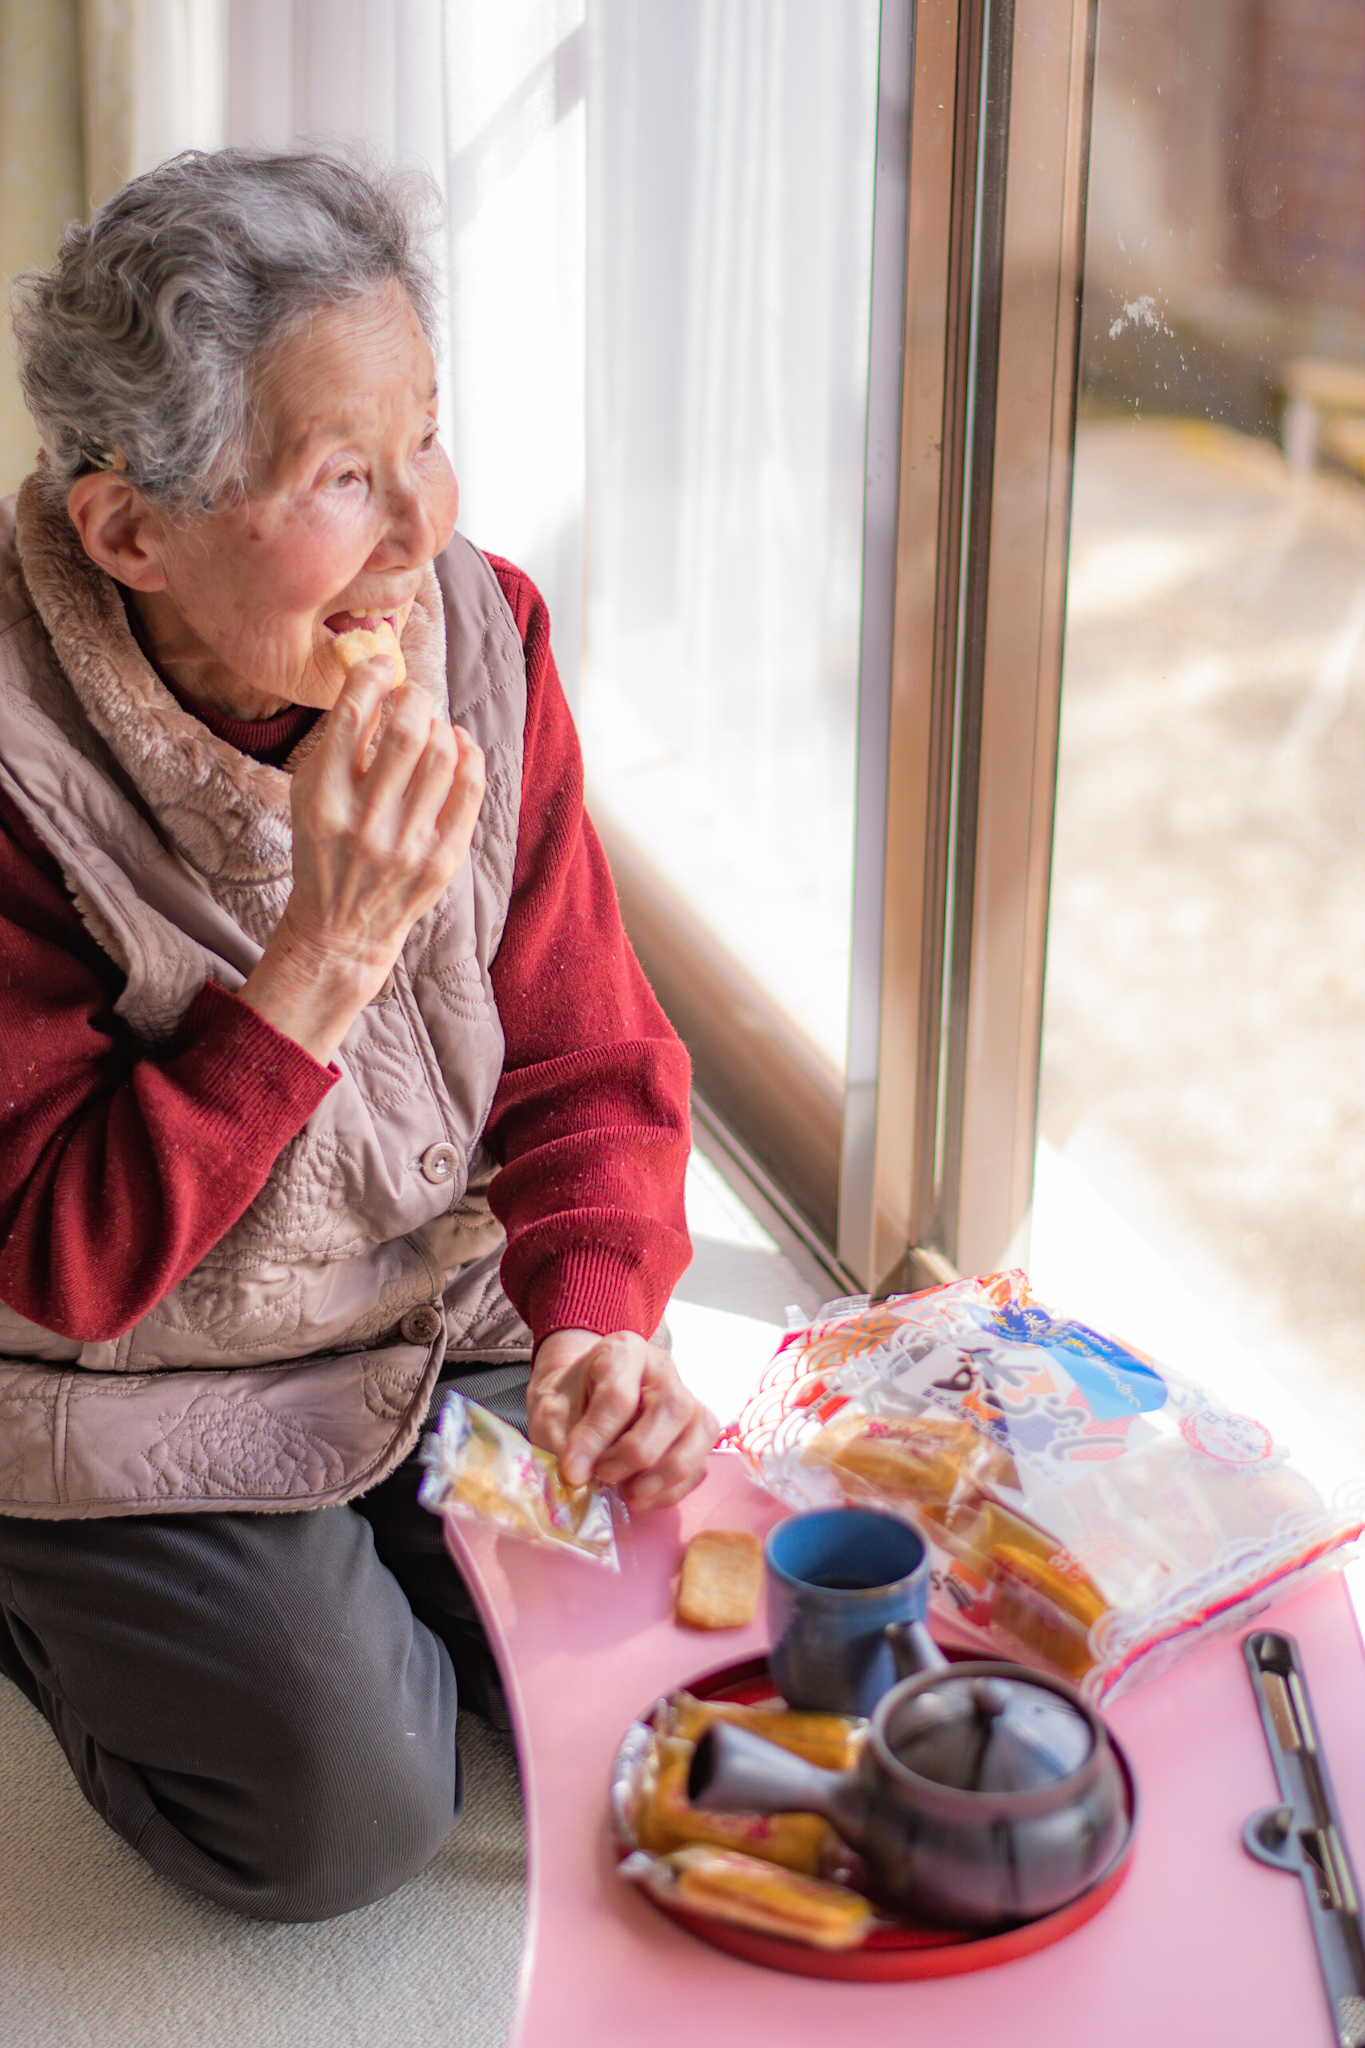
[0,1679,526,2048]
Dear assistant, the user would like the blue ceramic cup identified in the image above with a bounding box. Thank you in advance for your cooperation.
[765,1506,930,1716]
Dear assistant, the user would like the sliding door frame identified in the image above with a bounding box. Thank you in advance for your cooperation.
[601,0,1097,1291]
[944,0,1097,1278]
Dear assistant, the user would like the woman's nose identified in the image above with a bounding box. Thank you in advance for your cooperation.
[372,469,444,569]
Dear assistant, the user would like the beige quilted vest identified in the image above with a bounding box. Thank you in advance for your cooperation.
[0,479,529,1518]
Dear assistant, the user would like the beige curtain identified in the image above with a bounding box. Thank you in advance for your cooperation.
[0,1,84,492]
[79,0,136,212]
[0,0,224,495]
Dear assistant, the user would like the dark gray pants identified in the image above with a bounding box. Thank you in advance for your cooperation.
[0,1366,527,1924]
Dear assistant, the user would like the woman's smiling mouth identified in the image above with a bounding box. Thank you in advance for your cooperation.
[323,608,401,637]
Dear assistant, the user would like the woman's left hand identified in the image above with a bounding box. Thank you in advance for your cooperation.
[528,1329,717,1512]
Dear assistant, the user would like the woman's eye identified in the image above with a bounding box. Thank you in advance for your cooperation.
[330,466,364,489]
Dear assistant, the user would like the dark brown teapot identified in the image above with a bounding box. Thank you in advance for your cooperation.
[687,1622,1132,1930]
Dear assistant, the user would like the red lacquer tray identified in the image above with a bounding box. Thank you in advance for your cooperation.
[614,1652,1138,1982]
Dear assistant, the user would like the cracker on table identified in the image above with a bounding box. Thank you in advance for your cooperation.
[676,1528,763,1630]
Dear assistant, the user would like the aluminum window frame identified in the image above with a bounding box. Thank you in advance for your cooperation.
[604,0,1097,1289]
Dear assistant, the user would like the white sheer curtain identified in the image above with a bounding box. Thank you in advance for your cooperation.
[227,0,585,697]
[581,3,880,1070]
[440,1,585,694]
[73,1,227,210]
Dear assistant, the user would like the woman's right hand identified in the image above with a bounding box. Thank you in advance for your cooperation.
[238,654,485,1063]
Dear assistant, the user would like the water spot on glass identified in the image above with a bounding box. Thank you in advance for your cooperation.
[1107,294,1175,343]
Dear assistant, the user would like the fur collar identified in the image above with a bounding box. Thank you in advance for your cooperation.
[13,473,447,888]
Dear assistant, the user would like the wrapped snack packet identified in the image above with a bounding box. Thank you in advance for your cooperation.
[802,1408,1017,1514]
[419,1392,620,1569]
[732,1271,1365,1702]
[619,1846,875,1952]
[660,1691,865,1773]
[632,1730,829,1873]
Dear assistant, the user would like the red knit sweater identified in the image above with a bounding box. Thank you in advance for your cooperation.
[0,554,692,1345]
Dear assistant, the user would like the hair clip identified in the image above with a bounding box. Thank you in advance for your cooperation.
[74,428,128,473]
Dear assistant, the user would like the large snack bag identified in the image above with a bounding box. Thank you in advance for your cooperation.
[729,1272,1364,1701]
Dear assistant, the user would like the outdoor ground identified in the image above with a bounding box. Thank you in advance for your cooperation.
[1034,416,1365,1461]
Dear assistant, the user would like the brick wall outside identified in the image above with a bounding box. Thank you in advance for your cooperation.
[1230,0,1365,308]
[1095,0,1363,313]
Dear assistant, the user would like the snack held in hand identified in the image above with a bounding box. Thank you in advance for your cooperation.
[419,1393,619,1568]
[676,1528,763,1629]
[332,616,407,685]
[621,1845,874,1951]
[731,1270,1365,1701]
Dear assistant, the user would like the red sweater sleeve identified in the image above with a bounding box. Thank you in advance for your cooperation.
[482,555,693,1344]
[0,560,691,1348]
[0,798,334,1340]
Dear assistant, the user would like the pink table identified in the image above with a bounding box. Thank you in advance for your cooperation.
[445,1451,1365,2048]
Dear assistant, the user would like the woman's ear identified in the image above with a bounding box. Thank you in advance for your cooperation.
[66,473,169,592]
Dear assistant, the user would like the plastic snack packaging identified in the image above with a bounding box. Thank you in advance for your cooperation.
[612,1704,877,1947]
[629,1728,829,1872]
[659,1690,865,1772]
[419,1391,621,1569]
[728,1271,1365,1702]
[619,1845,875,1951]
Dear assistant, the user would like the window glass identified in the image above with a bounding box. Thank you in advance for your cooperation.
[1034,0,1365,1449]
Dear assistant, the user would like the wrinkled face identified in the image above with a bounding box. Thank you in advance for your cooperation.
[149,281,457,710]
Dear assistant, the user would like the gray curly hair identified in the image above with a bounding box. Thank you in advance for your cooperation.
[10,146,441,516]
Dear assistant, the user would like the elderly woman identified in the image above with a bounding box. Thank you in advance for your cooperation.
[0,149,713,1920]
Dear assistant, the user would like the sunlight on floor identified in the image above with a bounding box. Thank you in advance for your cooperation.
[1042,417,1365,1467]
[668,1148,826,1425]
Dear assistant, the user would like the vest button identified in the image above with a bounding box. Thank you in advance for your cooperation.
[400,1304,444,1345]
[420,1142,459,1184]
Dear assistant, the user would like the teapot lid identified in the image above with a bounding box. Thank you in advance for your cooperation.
[886,1672,1093,1794]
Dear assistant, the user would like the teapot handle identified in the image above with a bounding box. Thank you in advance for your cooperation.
[885,1618,948,1682]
